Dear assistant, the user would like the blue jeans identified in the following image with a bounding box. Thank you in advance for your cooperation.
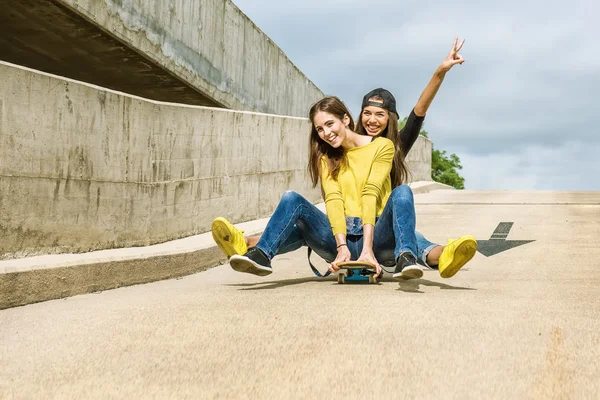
[255,186,437,268]
[416,231,439,269]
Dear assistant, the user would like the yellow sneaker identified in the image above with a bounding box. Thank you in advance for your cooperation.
[438,235,477,278]
[211,217,248,258]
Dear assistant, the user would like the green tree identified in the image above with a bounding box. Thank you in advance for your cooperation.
[399,117,465,189]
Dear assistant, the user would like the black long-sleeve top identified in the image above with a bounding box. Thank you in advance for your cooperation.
[398,109,425,157]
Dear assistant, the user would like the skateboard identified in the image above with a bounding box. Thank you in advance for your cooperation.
[336,261,379,284]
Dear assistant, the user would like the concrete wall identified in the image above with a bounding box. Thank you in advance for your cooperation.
[0,61,431,259]
[53,0,324,117]
[0,0,223,108]
[406,136,433,182]
[0,61,320,259]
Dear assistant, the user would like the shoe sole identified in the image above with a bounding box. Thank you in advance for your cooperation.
[211,218,244,258]
[439,238,477,278]
[230,255,273,277]
[393,266,423,280]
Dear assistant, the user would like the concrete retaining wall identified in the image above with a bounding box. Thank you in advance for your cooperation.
[54,0,324,117]
[406,136,433,182]
[0,61,320,259]
[0,62,432,260]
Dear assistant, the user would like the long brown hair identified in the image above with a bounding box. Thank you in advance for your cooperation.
[355,95,411,187]
[308,96,355,187]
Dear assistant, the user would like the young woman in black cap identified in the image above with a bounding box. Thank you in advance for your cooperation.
[356,37,477,277]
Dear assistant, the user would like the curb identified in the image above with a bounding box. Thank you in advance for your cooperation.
[0,214,272,310]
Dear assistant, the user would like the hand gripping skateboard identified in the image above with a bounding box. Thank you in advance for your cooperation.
[336,261,379,284]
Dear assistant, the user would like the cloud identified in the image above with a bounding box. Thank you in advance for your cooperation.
[460,141,600,190]
[233,0,600,190]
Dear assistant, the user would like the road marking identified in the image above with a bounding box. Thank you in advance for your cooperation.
[477,222,535,257]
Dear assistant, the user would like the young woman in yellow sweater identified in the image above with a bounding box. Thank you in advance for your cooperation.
[228,96,422,279]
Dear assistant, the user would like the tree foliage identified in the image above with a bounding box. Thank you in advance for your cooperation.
[399,117,465,189]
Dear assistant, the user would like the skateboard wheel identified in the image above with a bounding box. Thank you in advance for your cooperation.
[368,275,377,284]
[337,273,345,284]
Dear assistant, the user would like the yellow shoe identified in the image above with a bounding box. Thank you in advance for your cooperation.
[438,235,478,278]
[211,217,248,258]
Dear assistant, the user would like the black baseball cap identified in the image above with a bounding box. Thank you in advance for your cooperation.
[361,88,399,118]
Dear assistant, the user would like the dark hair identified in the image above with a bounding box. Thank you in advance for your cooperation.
[356,95,411,187]
[308,96,355,187]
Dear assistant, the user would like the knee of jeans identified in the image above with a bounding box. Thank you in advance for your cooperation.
[281,190,301,203]
[391,184,414,203]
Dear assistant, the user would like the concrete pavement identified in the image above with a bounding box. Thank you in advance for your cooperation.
[1,189,599,398]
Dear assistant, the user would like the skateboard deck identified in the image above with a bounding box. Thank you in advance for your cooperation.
[336,261,379,284]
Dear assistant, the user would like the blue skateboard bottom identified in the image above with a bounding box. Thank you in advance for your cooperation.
[343,268,372,282]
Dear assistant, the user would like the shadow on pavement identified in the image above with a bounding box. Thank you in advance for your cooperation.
[225,277,324,290]
[396,279,477,294]
[225,276,476,292]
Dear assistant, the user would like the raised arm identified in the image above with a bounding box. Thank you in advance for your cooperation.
[413,36,465,117]
[400,37,465,156]
[398,109,425,156]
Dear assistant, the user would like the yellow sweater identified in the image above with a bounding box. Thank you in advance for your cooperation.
[320,137,394,235]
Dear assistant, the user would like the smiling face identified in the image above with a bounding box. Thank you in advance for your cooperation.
[312,111,350,148]
[361,101,390,137]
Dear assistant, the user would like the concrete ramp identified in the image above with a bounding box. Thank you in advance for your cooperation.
[2,189,599,397]
[0,0,323,115]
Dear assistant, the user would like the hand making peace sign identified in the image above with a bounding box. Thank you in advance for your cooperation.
[439,36,465,73]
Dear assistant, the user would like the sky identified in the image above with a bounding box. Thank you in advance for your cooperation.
[233,0,599,190]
